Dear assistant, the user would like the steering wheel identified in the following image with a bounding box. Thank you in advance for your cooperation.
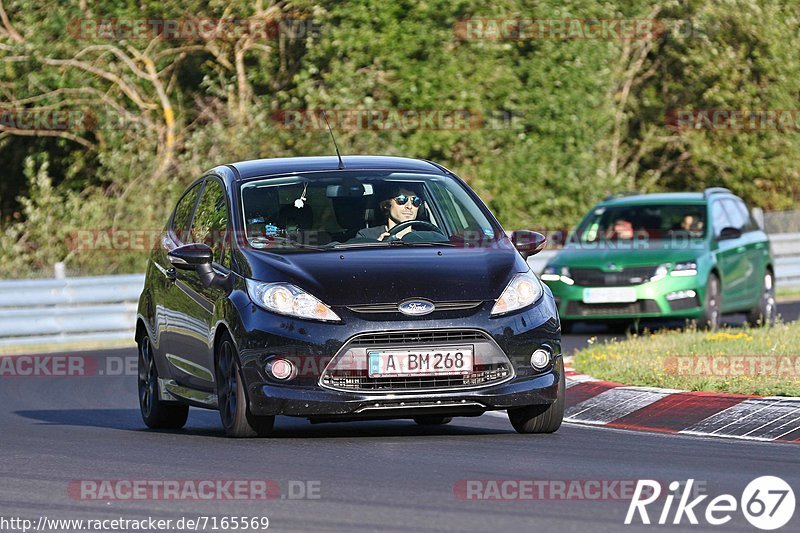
[387,220,446,238]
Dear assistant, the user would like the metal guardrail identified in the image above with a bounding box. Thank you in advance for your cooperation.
[0,274,143,348]
[0,233,798,348]
[764,210,800,234]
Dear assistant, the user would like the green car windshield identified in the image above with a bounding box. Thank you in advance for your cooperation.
[239,171,500,251]
[575,204,707,243]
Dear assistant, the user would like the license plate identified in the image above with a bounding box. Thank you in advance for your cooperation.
[582,287,637,304]
[367,346,474,377]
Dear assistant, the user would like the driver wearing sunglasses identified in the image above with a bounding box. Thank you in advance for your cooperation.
[356,186,423,241]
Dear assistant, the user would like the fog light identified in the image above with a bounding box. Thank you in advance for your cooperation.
[666,289,697,301]
[268,359,296,380]
[530,349,551,370]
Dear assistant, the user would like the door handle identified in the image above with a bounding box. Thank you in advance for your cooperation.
[166,267,178,282]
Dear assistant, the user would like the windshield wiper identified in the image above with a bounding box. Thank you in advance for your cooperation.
[387,240,455,247]
[334,240,455,249]
[249,236,330,251]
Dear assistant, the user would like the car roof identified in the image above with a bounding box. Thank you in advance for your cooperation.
[226,155,446,180]
[599,192,710,206]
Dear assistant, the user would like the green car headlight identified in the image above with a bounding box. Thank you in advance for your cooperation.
[670,261,698,277]
[541,265,574,285]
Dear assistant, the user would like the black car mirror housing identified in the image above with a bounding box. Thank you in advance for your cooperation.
[168,243,232,292]
[511,230,547,259]
[718,227,742,240]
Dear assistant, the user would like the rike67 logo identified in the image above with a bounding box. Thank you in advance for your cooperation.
[626,477,795,530]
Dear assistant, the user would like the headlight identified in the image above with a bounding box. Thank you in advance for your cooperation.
[541,265,573,285]
[650,264,669,282]
[541,265,559,281]
[491,271,544,316]
[245,279,341,322]
[670,261,698,277]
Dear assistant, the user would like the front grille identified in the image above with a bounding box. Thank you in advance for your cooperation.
[570,266,658,287]
[320,329,514,392]
[321,365,511,391]
[567,300,660,316]
[669,296,700,311]
[347,301,482,314]
[348,330,485,347]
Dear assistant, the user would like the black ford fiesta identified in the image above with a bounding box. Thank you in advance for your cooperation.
[136,156,564,437]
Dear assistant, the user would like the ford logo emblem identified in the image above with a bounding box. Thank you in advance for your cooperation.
[398,299,435,316]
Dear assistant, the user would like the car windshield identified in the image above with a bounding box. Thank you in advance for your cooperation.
[239,171,500,252]
[575,203,707,243]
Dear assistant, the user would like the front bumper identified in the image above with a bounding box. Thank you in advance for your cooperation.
[249,366,560,418]
[230,289,562,419]
[545,274,706,321]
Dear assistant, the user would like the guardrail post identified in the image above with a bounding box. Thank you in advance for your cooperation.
[54,262,66,280]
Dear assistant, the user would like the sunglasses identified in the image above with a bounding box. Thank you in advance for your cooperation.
[393,195,422,207]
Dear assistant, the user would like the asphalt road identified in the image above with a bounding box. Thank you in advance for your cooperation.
[1,303,798,533]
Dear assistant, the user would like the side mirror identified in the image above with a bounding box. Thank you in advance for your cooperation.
[511,230,547,258]
[168,243,213,270]
[168,243,231,292]
[718,227,742,241]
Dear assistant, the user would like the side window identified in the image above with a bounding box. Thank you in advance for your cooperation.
[171,183,202,243]
[190,179,230,265]
[427,182,478,233]
[721,198,749,232]
[730,199,755,232]
[711,200,733,238]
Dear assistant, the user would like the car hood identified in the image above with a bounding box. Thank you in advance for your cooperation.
[240,245,526,306]
[550,243,702,269]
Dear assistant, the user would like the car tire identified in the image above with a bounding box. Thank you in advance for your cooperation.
[216,333,275,438]
[138,335,189,430]
[507,361,565,434]
[699,274,721,331]
[413,416,453,426]
[747,270,776,327]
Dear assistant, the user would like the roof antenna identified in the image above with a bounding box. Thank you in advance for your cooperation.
[321,110,345,170]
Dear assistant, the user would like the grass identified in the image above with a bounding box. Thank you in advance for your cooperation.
[0,338,135,356]
[573,321,800,396]
[777,286,800,301]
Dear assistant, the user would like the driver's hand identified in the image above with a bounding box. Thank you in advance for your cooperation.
[377,232,391,241]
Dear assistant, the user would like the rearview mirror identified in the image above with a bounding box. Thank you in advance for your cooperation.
[326,183,373,198]
[511,231,547,258]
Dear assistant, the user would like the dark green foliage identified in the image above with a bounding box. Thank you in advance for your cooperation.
[0,0,798,276]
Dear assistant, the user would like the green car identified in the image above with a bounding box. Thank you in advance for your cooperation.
[542,188,776,332]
